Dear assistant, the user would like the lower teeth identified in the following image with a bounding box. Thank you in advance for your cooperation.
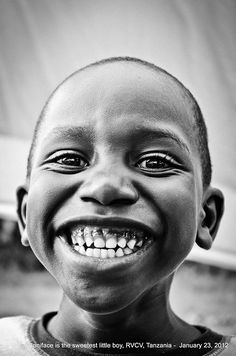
[72,245,139,258]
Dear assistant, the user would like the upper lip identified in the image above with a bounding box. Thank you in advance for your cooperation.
[55,216,155,239]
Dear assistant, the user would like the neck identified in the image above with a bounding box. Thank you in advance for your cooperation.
[47,278,200,347]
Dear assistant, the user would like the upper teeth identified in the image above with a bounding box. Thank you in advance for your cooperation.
[94,237,105,248]
[106,237,117,248]
[64,226,149,258]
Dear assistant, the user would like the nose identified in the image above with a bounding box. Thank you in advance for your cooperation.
[79,171,139,206]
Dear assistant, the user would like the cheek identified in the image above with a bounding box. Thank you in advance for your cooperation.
[164,190,197,246]
[166,184,198,239]
[26,173,76,265]
[165,187,197,229]
[150,176,199,267]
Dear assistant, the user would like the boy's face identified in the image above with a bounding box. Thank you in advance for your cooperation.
[19,64,206,313]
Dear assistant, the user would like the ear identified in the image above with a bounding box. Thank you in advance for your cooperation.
[196,186,224,250]
[16,185,29,246]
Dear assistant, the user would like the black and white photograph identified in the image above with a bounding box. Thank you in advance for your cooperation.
[0,1,235,355]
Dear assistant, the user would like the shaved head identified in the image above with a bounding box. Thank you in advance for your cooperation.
[27,57,211,187]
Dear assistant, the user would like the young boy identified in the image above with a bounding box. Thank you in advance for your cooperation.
[0,57,235,355]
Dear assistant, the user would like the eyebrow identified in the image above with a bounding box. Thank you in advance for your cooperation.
[47,126,95,142]
[45,125,190,154]
[130,127,190,154]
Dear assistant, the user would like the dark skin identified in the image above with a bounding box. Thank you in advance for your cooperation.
[17,63,224,351]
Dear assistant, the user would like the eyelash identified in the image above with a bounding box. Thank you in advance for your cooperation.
[47,152,89,170]
[46,151,179,174]
[135,152,178,172]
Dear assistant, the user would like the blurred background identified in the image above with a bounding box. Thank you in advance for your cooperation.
[0,0,235,334]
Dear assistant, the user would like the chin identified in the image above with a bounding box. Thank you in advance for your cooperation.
[67,285,140,315]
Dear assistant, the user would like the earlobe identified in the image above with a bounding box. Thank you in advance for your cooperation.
[21,229,30,247]
[16,185,30,247]
[196,186,224,250]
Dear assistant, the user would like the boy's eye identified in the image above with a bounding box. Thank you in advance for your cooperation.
[136,153,178,172]
[46,152,89,170]
[57,155,88,167]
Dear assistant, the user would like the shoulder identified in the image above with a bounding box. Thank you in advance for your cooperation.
[0,314,33,337]
[220,335,236,355]
[205,335,236,355]
[0,315,39,355]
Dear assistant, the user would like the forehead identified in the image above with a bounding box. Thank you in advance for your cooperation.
[39,63,196,150]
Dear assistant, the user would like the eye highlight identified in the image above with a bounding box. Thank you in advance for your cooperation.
[135,152,179,173]
[45,151,89,171]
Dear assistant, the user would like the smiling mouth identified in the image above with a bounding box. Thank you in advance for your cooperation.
[57,225,153,259]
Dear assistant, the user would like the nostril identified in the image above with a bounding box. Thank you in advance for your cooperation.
[113,198,137,205]
[80,196,136,206]
[80,197,96,203]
